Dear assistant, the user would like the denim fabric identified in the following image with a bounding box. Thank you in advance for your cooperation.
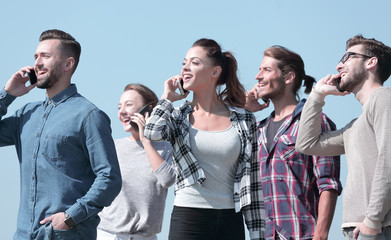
[0,85,121,240]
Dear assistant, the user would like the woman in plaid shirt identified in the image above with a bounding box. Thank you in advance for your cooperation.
[144,38,265,240]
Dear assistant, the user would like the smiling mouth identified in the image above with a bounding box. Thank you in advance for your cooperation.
[183,74,193,81]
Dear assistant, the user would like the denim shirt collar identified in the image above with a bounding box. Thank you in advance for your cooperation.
[44,84,77,107]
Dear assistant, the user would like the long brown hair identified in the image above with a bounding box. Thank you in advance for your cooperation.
[192,38,246,108]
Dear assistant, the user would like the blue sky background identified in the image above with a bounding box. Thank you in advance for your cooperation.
[1,1,390,239]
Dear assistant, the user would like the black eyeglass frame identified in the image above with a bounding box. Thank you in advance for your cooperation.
[339,52,372,64]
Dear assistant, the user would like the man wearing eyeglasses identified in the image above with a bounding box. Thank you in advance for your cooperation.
[296,35,391,239]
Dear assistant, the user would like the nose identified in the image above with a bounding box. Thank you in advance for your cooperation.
[255,70,263,80]
[118,105,126,115]
[182,62,190,72]
[336,62,344,72]
[34,56,43,70]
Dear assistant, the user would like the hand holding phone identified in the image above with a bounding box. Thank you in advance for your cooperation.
[178,79,189,96]
[334,77,344,92]
[28,70,37,85]
[130,105,153,131]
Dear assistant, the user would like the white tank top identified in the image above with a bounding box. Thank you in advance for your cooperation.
[174,124,241,209]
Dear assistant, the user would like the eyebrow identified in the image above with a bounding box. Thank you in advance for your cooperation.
[184,57,203,62]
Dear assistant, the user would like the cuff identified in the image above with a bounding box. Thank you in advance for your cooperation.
[249,230,265,240]
[364,216,382,230]
[66,203,86,225]
[310,88,327,103]
[0,88,17,105]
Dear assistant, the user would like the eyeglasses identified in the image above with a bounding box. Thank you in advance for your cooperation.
[339,52,372,64]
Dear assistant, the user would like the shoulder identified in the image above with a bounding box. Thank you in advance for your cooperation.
[371,87,391,103]
[228,105,255,120]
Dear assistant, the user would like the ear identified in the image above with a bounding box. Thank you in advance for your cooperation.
[212,66,222,77]
[366,57,378,70]
[284,71,296,85]
[64,57,75,72]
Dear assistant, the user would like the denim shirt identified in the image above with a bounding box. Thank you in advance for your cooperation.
[0,85,122,240]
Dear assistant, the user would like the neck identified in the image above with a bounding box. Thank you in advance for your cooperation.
[191,88,225,114]
[271,94,298,121]
[353,77,382,106]
[46,78,71,99]
[129,129,140,141]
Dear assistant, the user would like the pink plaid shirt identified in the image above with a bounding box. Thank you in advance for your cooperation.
[258,99,342,240]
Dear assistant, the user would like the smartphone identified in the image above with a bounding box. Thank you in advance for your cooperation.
[334,77,344,92]
[28,70,37,85]
[130,105,153,130]
[178,79,189,96]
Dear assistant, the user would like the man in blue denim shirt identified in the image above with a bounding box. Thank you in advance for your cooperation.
[0,29,122,240]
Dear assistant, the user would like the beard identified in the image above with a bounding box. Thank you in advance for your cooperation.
[36,65,62,89]
[340,64,368,92]
[258,76,286,101]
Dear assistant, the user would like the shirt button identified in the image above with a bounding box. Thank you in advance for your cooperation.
[32,176,35,181]
[43,113,47,118]
[36,133,40,137]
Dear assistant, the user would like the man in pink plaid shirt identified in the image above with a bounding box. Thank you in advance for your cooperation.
[245,45,342,240]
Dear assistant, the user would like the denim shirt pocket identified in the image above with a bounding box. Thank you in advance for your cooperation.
[41,134,68,163]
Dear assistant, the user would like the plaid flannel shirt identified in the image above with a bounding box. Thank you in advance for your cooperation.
[258,99,342,240]
[144,99,266,239]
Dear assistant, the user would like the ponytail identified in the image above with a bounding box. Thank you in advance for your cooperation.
[192,38,246,108]
[217,52,246,108]
[303,75,316,94]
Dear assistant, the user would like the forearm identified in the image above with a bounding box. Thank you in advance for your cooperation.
[314,190,338,240]
[144,99,174,142]
[296,90,344,156]
[142,140,165,171]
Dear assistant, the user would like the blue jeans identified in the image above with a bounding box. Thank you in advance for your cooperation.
[343,226,391,240]
[168,206,245,240]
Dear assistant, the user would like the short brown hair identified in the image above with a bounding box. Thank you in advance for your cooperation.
[39,29,81,74]
[346,35,391,83]
[123,83,158,107]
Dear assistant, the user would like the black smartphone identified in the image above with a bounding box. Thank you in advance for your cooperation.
[178,79,189,96]
[130,105,153,130]
[28,70,37,85]
[334,77,344,92]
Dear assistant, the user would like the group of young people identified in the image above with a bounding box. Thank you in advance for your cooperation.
[1,29,391,240]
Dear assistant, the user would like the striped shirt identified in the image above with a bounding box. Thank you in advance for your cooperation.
[258,99,342,240]
[144,99,266,239]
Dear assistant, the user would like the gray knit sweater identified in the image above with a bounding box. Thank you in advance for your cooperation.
[296,87,391,230]
[98,138,175,237]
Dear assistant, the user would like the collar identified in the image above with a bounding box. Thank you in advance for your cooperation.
[258,98,307,128]
[178,100,245,118]
[44,84,77,107]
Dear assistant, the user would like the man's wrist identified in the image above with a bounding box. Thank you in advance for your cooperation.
[64,212,76,228]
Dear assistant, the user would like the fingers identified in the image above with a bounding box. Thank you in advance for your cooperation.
[353,226,359,239]
[40,215,52,225]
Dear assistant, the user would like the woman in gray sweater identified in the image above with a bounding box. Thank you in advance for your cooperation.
[97,84,176,240]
